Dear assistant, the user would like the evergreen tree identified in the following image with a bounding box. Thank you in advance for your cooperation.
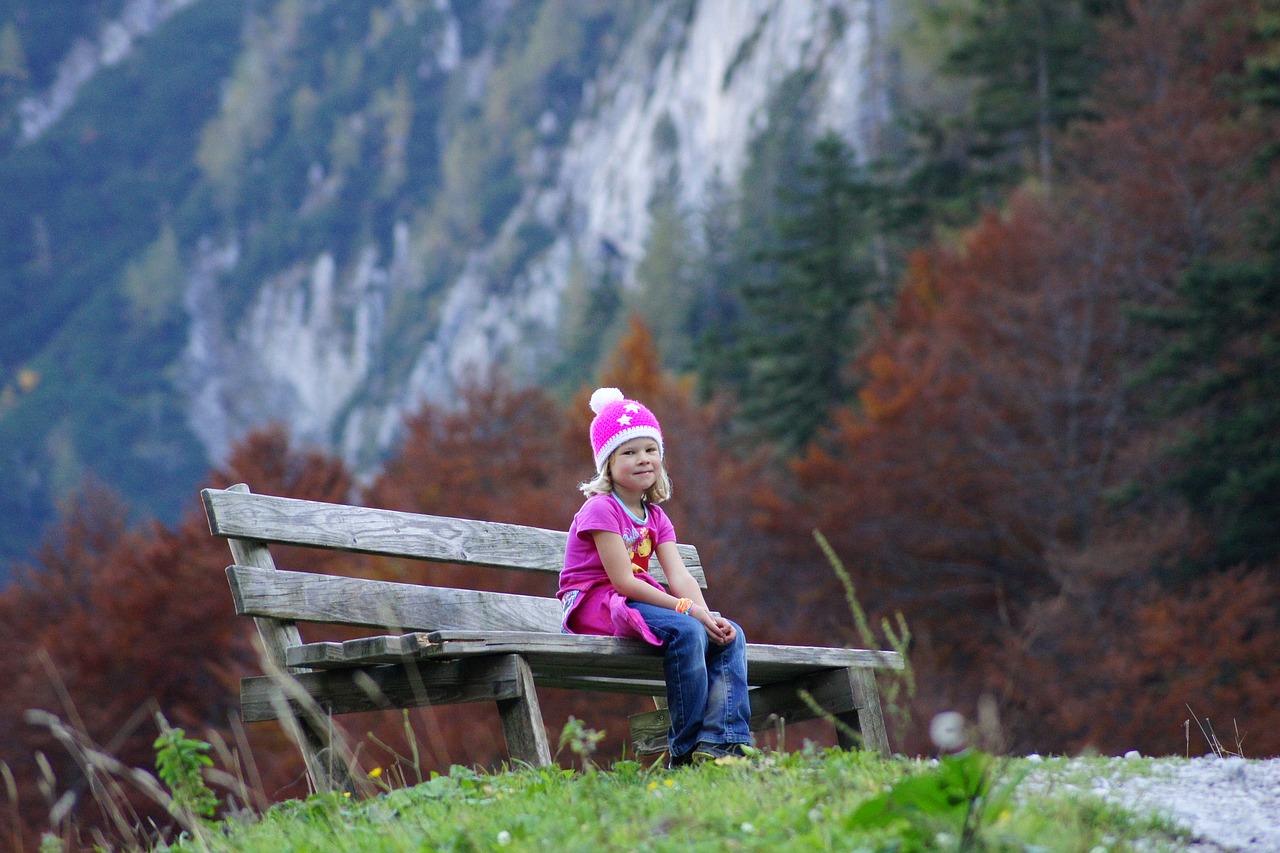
[1139,7,1280,567]
[0,22,29,95]
[691,172,749,397]
[1143,258,1280,567]
[633,167,700,369]
[690,69,818,402]
[895,0,1117,228]
[736,133,880,451]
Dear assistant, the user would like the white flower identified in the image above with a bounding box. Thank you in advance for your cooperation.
[929,711,968,752]
[496,830,512,846]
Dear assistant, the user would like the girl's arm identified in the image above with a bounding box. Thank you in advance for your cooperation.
[591,532,734,644]
[654,540,708,608]
[655,541,736,643]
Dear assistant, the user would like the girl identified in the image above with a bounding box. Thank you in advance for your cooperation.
[559,387,752,766]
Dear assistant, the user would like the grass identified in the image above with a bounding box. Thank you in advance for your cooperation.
[19,538,1212,851]
[154,747,1189,853]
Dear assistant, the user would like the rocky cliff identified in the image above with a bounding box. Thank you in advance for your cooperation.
[176,0,891,473]
[0,0,893,562]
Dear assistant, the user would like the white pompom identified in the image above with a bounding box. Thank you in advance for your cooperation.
[589,387,624,414]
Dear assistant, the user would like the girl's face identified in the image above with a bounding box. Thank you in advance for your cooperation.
[609,437,662,498]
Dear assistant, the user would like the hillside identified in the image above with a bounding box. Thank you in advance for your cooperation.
[0,0,896,565]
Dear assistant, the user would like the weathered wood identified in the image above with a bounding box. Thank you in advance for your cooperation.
[287,631,904,684]
[204,487,703,586]
[222,484,350,794]
[837,667,891,758]
[495,655,552,767]
[240,657,525,722]
[228,565,562,632]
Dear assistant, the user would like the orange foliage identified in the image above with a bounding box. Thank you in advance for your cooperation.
[777,0,1278,755]
[1006,547,1280,756]
[0,428,357,846]
[1063,0,1268,302]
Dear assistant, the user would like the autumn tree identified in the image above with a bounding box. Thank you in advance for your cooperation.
[0,427,357,847]
[781,0,1277,755]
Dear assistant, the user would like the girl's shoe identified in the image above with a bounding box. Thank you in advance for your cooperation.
[668,745,719,768]
[701,742,755,760]
[670,743,753,767]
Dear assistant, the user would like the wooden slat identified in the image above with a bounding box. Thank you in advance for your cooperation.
[285,631,904,688]
[533,675,667,694]
[287,630,903,674]
[240,657,525,722]
[227,565,562,632]
[204,486,704,586]
[287,631,654,667]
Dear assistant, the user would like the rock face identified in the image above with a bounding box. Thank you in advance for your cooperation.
[18,0,199,143]
[177,0,890,472]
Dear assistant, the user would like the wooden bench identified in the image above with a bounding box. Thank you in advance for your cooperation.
[203,484,904,791]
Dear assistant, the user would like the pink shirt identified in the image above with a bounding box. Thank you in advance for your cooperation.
[558,493,677,646]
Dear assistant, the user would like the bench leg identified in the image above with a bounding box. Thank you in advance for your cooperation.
[495,655,552,767]
[290,715,353,794]
[836,667,891,757]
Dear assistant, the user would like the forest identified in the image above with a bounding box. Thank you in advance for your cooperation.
[2,0,1280,847]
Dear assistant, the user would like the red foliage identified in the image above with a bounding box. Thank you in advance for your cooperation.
[0,428,357,847]
[776,0,1279,755]
[1007,548,1280,757]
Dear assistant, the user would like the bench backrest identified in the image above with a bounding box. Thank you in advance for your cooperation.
[203,485,705,636]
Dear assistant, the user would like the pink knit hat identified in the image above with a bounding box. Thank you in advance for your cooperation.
[589,387,664,472]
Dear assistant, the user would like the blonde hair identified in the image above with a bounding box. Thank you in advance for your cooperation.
[579,453,673,504]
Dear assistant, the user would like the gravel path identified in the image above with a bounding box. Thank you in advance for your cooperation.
[1026,755,1280,851]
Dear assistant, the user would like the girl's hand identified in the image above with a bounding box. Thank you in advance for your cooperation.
[692,605,736,644]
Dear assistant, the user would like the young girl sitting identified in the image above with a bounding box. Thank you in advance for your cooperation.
[558,387,752,766]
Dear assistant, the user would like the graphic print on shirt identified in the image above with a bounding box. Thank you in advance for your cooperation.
[624,524,653,573]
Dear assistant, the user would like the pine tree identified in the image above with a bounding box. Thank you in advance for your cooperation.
[736,133,880,451]
[0,22,28,94]
[1137,4,1280,567]
[633,168,700,369]
[1140,257,1280,568]
[691,173,749,396]
[896,0,1117,226]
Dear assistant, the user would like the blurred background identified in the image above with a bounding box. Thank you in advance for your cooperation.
[1,0,1278,844]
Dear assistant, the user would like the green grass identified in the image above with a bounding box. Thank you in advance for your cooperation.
[166,749,1189,852]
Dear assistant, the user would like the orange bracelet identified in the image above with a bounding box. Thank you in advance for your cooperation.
[674,597,693,614]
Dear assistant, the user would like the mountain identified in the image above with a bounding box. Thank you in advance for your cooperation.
[0,0,894,565]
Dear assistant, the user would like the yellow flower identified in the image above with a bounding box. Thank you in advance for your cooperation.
[647,781,659,791]
[369,767,383,779]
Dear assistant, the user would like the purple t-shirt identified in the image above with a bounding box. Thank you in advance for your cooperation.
[558,493,677,644]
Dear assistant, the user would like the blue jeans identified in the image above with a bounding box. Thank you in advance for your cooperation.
[630,602,752,757]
